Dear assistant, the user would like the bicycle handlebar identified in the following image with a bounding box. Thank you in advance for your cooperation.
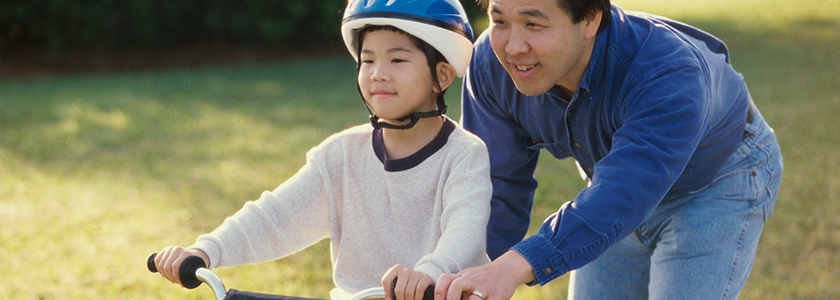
[147,253,207,289]
[148,253,435,300]
[389,280,435,300]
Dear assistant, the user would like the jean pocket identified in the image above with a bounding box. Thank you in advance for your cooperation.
[698,138,777,208]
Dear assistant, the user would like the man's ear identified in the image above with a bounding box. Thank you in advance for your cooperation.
[435,62,457,92]
[581,9,602,40]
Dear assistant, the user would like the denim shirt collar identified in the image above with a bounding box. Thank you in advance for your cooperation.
[577,9,613,102]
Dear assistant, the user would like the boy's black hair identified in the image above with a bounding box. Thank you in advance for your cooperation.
[356,25,450,130]
[359,25,449,66]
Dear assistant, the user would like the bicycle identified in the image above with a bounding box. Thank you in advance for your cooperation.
[147,253,435,300]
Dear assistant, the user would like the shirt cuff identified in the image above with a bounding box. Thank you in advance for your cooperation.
[511,234,568,286]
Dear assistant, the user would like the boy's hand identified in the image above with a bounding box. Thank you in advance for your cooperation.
[382,264,434,300]
[153,246,210,287]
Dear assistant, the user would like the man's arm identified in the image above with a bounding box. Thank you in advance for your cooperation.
[514,65,711,284]
[460,41,541,259]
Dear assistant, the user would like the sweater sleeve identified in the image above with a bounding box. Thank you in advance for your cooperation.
[190,148,333,269]
[413,134,493,280]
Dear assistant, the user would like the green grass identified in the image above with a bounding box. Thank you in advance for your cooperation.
[2,0,839,298]
[0,59,364,299]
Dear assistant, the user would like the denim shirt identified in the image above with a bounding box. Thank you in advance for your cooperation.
[461,5,751,284]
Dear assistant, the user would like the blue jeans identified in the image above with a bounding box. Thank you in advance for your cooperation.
[568,110,783,300]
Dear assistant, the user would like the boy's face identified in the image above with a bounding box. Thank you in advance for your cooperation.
[358,29,439,125]
[487,0,599,97]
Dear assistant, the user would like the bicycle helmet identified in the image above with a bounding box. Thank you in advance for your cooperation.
[342,0,475,130]
[342,0,475,77]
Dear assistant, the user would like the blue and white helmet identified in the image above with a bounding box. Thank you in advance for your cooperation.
[341,0,475,77]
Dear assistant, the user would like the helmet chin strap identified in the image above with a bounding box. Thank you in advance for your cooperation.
[367,102,447,130]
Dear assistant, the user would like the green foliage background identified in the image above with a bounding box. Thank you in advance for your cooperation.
[1,0,839,299]
[0,0,486,53]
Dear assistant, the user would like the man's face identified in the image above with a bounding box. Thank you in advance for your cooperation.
[487,0,598,97]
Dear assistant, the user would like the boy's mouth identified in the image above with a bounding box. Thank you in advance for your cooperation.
[371,90,396,98]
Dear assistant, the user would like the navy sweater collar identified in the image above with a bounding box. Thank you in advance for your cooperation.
[372,117,456,172]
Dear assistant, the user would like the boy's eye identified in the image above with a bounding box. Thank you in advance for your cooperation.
[392,59,407,63]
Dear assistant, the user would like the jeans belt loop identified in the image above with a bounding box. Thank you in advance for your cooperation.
[746,95,756,124]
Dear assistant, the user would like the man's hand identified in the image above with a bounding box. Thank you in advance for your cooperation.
[434,251,535,300]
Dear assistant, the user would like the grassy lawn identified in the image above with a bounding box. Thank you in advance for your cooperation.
[2,0,838,299]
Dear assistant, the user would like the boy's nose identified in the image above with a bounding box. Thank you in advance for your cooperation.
[370,64,390,81]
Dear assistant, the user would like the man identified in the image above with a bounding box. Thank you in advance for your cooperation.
[434,0,783,299]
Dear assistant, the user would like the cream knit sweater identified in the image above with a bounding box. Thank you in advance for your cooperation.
[191,118,492,297]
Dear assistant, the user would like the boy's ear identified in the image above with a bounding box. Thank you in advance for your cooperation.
[435,62,457,92]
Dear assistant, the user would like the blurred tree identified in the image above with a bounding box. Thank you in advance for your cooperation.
[0,0,485,56]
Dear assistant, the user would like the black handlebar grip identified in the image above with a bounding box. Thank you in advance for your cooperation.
[178,255,206,289]
[390,278,436,300]
[147,253,159,273]
[147,253,206,289]
[422,285,435,300]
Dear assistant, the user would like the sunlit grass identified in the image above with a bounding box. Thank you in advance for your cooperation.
[2,0,839,298]
[0,58,364,299]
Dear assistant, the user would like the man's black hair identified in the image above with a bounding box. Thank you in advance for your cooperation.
[477,0,611,33]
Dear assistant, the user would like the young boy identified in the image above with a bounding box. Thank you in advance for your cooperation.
[152,1,490,299]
